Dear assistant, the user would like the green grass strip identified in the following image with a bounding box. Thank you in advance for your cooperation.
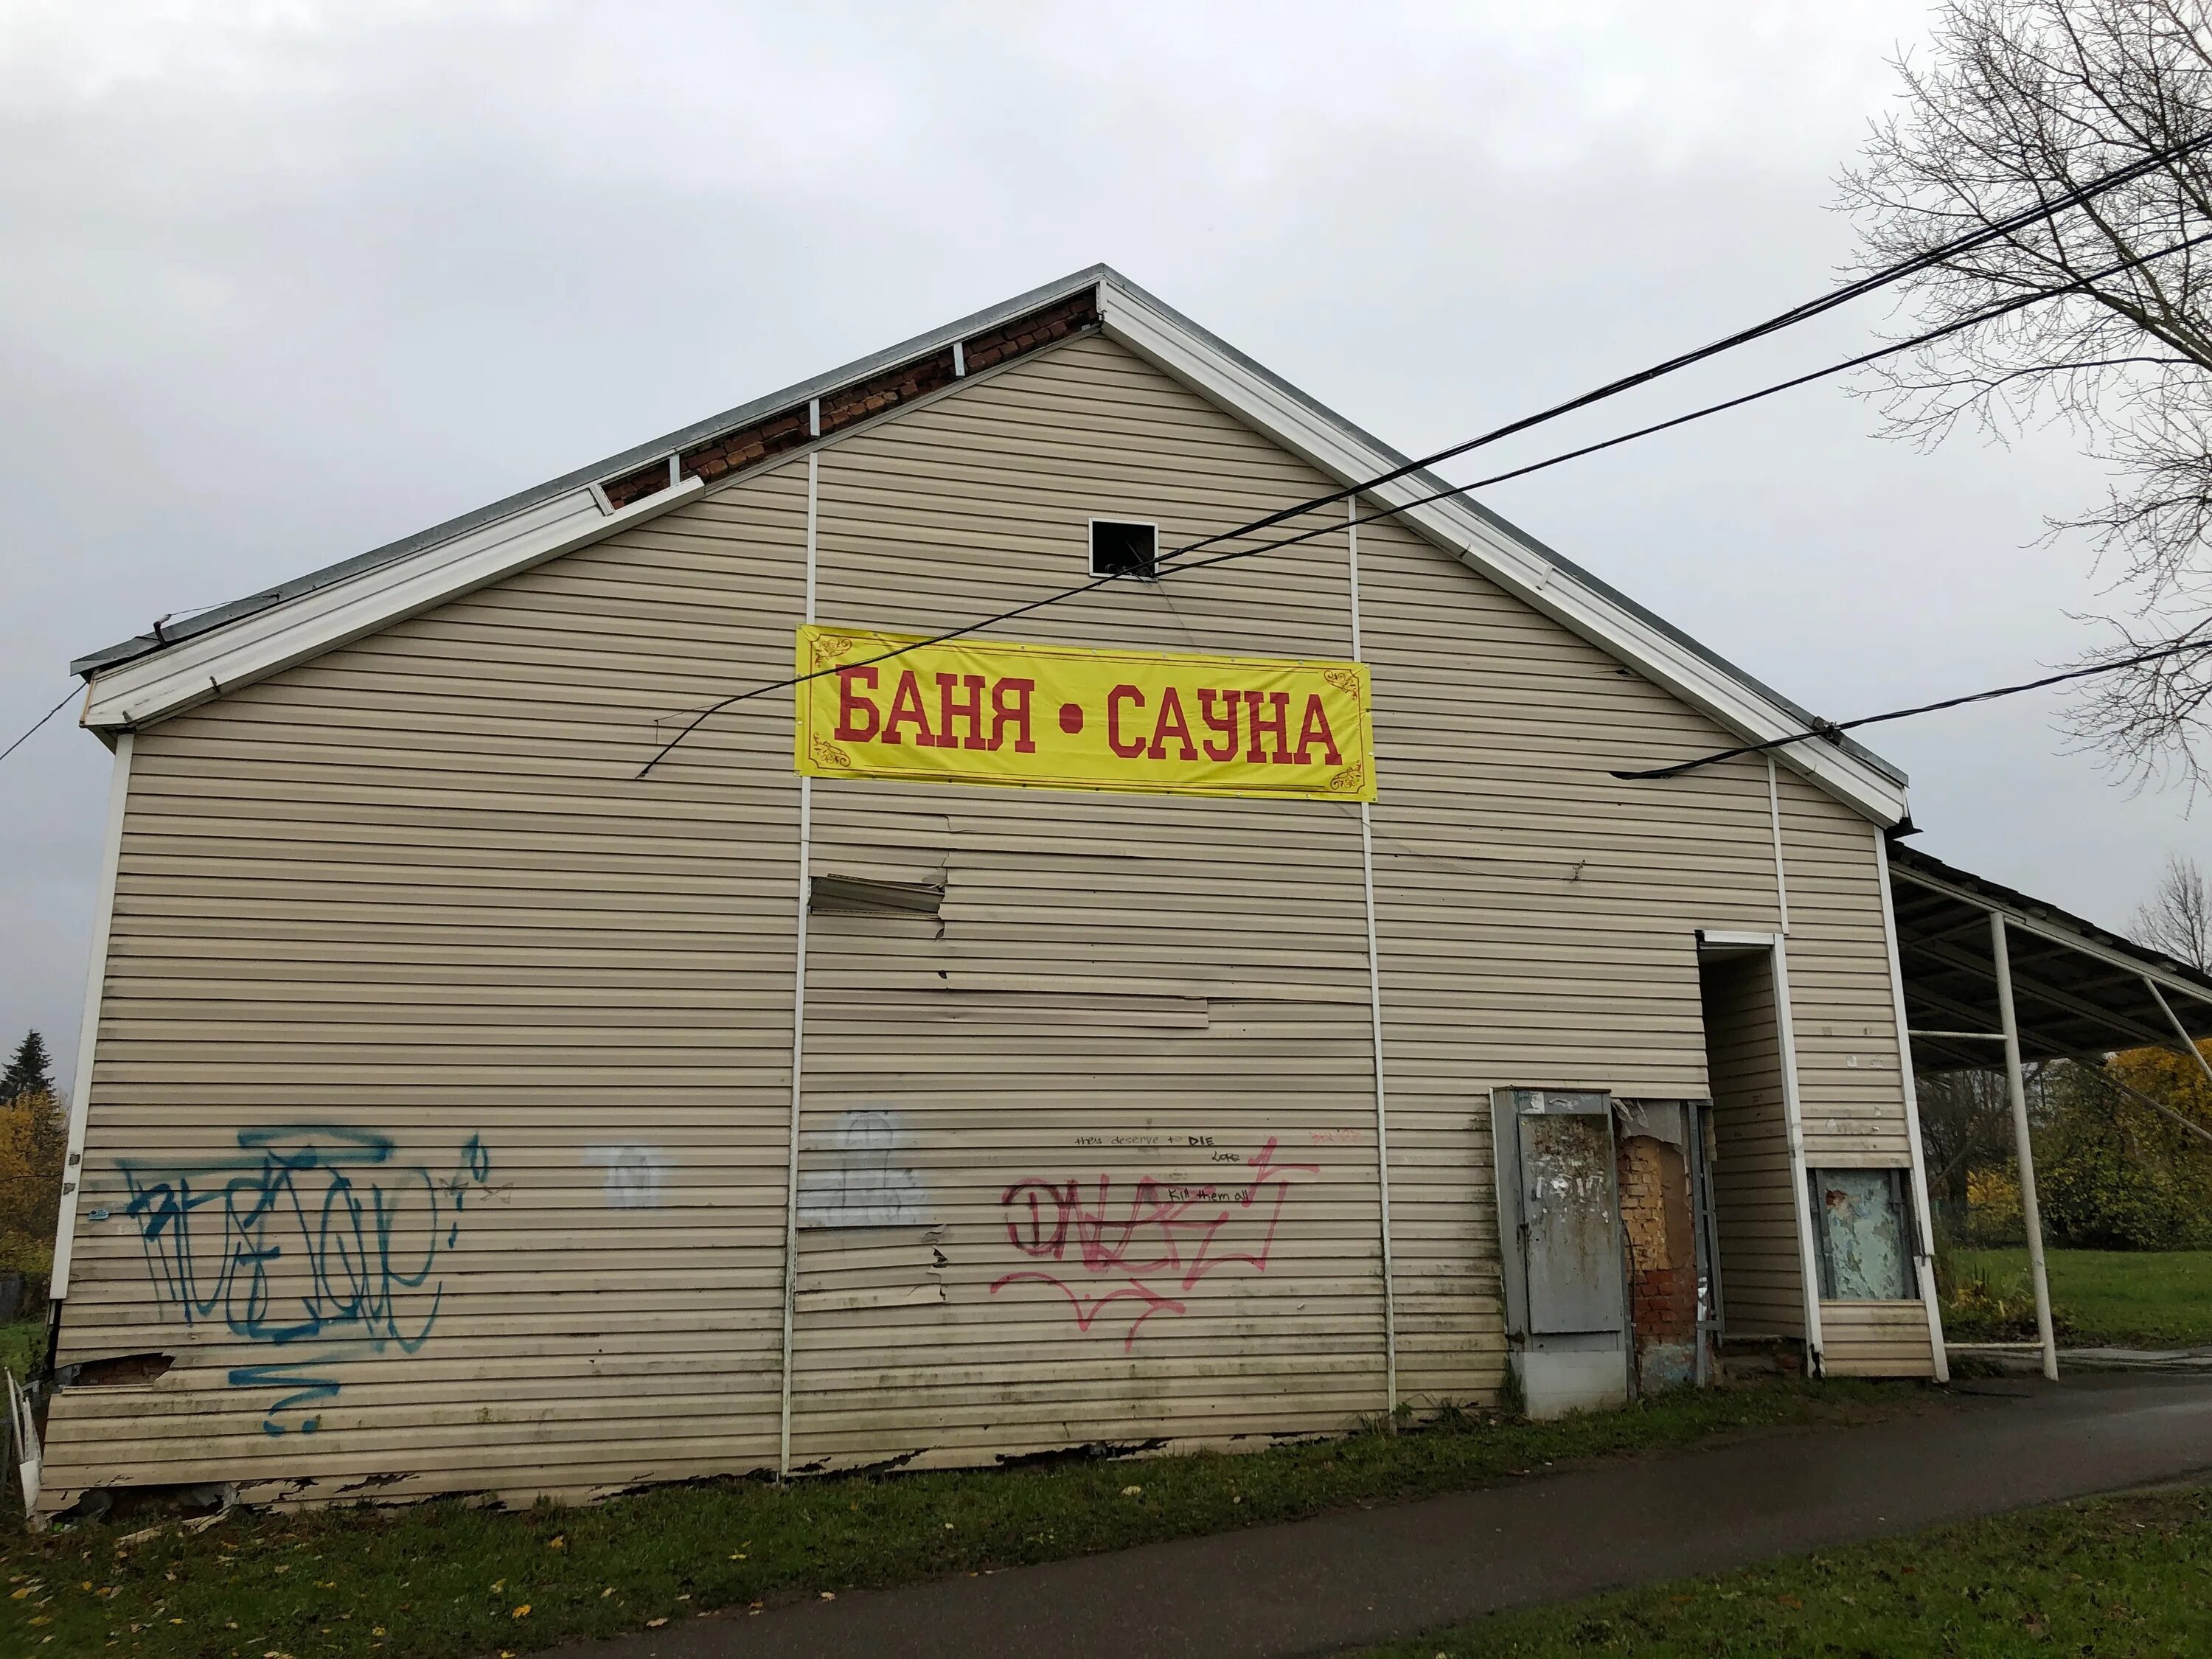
[1947,1248,2212,1349]
[3,1380,1918,1658]
[1359,1484,2212,1657]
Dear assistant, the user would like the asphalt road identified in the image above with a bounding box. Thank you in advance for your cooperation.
[549,1373,2212,1659]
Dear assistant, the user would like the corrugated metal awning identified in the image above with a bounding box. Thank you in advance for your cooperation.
[1888,841,2212,1073]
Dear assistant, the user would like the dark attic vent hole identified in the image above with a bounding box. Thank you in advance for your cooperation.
[1090,519,1157,580]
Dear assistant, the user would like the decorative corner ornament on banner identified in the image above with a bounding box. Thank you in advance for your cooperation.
[794,625,1376,801]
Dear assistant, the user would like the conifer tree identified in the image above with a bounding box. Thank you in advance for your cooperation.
[1,1031,55,1103]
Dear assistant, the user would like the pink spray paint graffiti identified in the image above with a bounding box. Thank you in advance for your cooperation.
[990,1137,1321,1351]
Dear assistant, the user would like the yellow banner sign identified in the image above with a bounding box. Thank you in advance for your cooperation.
[795,626,1374,801]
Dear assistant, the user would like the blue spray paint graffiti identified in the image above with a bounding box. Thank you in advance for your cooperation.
[118,1127,492,1435]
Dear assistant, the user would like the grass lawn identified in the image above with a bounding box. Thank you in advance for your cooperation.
[0,1380,1927,1658]
[1359,1483,2212,1658]
[1950,1247,2212,1348]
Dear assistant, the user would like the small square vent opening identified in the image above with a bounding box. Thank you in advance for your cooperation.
[1090,519,1158,580]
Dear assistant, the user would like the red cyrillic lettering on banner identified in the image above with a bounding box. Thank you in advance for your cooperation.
[938,672,988,751]
[1244,689,1292,764]
[1147,686,1199,760]
[1106,684,1147,758]
[1293,694,1343,765]
[882,669,934,746]
[990,678,1037,754]
[835,667,882,742]
[1197,689,1240,761]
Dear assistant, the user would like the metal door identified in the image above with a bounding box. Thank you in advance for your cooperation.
[1518,1102,1624,1335]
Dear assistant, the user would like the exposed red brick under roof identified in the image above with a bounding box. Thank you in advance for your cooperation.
[602,290,1099,510]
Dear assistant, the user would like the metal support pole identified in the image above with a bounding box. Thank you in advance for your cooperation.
[1990,914,2058,1380]
[2145,978,2212,1091]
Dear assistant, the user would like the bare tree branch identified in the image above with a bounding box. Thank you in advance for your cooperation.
[2130,848,2212,964]
[1843,1,2212,788]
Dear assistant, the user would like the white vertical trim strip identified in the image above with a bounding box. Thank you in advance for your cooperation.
[50,732,133,1302]
[1770,940,1826,1368]
[1349,498,1398,1416]
[1765,754,1790,935]
[1346,498,1364,655]
[1871,829,1949,1382]
[804,451,818,622]
[777,454,819,1478]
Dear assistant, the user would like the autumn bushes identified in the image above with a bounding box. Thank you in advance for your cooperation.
[0,1031,64,1325]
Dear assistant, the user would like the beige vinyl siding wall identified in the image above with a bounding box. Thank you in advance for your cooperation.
[1819,1302,1938,1377]
[789,342,1387,1467]
[44,327,1926,1508]
[1352,508,1777,1398]
[1773,769,1935,1376]
[43,473,817,1506]
[1777,768,1914,1166]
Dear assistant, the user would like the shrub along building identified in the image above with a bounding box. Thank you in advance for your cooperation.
[31,266,1975,1515]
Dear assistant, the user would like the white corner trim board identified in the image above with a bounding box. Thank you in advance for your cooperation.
[1095,282,1908,828]
[80,476,707,731]
[49,733,133,1302]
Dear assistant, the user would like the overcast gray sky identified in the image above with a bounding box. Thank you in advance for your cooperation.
[2,1,2201,1093]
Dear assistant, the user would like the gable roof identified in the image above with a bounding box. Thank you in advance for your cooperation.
[72,263,1910,824]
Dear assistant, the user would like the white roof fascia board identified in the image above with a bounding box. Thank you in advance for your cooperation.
[1096,280,1909,827]
[83,476,704,731]
[70,267,1115,681]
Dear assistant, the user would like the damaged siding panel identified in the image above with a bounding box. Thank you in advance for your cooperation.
[39,470,814,1509]
[1818,1301,1937,1377]
[787,338,1387,1465]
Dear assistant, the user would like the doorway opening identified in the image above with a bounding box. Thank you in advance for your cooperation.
[1698,936,1812,1374]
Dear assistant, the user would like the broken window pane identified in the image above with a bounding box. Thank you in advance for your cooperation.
[1809,1168,1915,1300]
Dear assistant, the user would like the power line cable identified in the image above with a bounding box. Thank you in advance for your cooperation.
[1152,223,2212,583]
[636,215,2212,777]
[1165,128,2212,563]
[0,688,79,766]
[1612,636,2212,782]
